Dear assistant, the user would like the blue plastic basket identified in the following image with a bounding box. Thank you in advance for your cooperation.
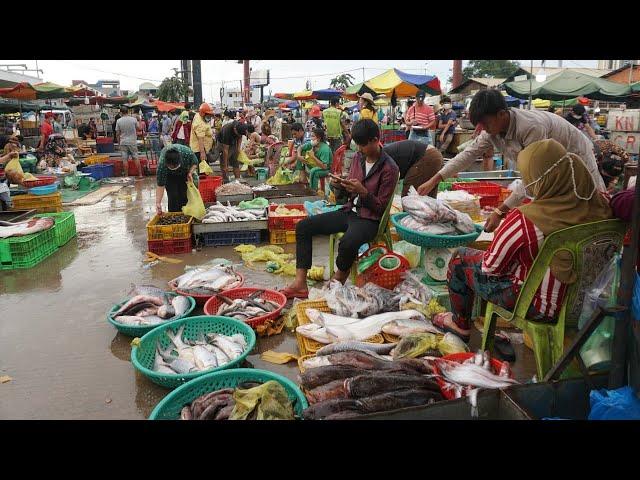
[202,230,262,247]
[99,163,114,178]
[148,368,308,420]
[391,213,482,248]
[28,182,59,195]
[81,165,105,180]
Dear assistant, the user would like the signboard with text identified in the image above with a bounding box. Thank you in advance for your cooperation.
[610,131,640,154]
[606,109,640,132]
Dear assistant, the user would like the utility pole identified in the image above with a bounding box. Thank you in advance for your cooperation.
[452,60,463,90]
[192,60,202,107]
[362,67,365,82]
[180,60,191,105]
[243,60,250,104]
[528,59,533,110]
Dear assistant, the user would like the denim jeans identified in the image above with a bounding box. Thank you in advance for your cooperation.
[408,129,432,145]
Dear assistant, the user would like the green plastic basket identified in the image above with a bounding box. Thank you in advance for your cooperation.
[107,292,196,337]
[0,227,58,270]
[131,315,256,389]
[391,213,482,248]
[34,212,76,247]
[149,368,308,420]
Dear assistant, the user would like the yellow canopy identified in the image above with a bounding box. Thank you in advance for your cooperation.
[532,98,551,108]
[293,90,315,100]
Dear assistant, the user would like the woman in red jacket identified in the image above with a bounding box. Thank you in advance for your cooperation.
[171,111,192,146]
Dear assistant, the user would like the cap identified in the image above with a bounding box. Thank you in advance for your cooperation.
[572,105,586,116]
[358,93,375,104]
[199,103,214,116]
[416,90,426,99]
[151,112,158,117]
[309,105,322,117]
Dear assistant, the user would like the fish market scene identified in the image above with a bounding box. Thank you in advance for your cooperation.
[2,58,640,422]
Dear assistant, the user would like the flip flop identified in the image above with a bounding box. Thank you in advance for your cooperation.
[432,312,471,343]
[280,287,309,300]
[493,334,516,362]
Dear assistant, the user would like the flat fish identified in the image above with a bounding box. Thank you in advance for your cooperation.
[356,388,444,413]
[0,217,54,239]
[316,341,397,358]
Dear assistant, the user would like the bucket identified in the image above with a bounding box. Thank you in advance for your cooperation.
[256,167,269,181]
[78,176,92,191]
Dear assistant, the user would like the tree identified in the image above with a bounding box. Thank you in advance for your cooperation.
[329,73,355,90]
[157,74,189,102]
[461,60,521,81]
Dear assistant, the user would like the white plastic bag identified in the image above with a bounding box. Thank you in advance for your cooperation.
[578,254,621,329]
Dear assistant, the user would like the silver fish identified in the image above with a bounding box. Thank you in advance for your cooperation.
[381,319,443,337]
[171,296,190,317]
[315,341,397,358]
[0,217,54,239]
[112,315,145,325]
[210,334,244,360]
[157,304,176,319]
[114,294,164,316]
[438,362,519,389]
[192,345,219,370]
[129,284,166,299]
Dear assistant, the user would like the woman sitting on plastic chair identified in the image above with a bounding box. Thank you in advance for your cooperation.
[281,119,399,299]
[296,127,333,191]
[433,138,613,343]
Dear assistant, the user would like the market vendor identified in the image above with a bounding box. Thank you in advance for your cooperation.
[405,90,436,144]
[283,123,306,168]
[296,127,332,191]
[282,119,399,299]
[357,93,378,124]
[190,103,215,165]
[323,97,347,153]
[383,139,443,197]
[155,144,199,214]
[116,107,143,179]
[244,124,262,158]
[564,105,597,141]
[212,119,249,182]
[0,144,19,210]
[330,130,358,204]
[432,139,613,342]
[38,112,54,152]
[416,89,607,232]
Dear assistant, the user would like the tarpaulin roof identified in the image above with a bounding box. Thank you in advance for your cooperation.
[0,82,77,100]
[343,82,378,100]
[0,98,42,113]
[152,100,185,112]
[65,95,136,106]
[504,71,631,101]
[293,90,315,100]
[278,101,299,109]
[274,92,295,100]
[311,89,343,101]
[364,69,442,97]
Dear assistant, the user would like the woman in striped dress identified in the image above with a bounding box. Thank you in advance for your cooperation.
[433,138,613,342]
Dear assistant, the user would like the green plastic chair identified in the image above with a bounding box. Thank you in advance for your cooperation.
[480,219,627,380]
[328,173,400,281]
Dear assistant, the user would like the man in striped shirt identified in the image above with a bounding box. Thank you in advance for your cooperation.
[404,90,437,145]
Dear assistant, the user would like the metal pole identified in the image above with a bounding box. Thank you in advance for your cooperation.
[528,60,533,110]
[629,62,634,85]
[192,60,202,107]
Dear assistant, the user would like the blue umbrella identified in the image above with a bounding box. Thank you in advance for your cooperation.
[312,89,343,101]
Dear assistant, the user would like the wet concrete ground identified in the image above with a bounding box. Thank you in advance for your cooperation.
[0,177,537,419]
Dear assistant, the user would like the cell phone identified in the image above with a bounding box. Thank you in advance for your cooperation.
[328,173,344,182]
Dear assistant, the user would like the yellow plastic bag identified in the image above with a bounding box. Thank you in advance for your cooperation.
[5,156,24,185]
[199,159,213,176]
[182,182,206,220]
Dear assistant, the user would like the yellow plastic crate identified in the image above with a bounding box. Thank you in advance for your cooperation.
[83,154,109,165]
[146,213,193,241]
[269,229,296,245]
[11,192,63,213]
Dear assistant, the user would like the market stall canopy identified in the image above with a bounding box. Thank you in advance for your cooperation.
[151,100,185,112]
[343,82,377,100]
[0,82,77,100]
[65,95,136,106]
[364,69,442,97]
[504,71,632,101]
[0,98,42,113]
[293,90,315,100]
[274,93,295,100]
[278,101,299,109]
[311,88,343,101]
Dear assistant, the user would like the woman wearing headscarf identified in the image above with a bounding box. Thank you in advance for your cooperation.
[171,110,192,146]
[432,139,613,342]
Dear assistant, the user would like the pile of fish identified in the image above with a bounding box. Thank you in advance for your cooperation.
[315,280,399,318]
[180,380,295,420]
[0,217,54,239]
[401,188,476,235]
[202,202,267,223]
[394,271,435,305]
[299,343,443,420]
[170,265,242,295]
[111,285,190,326]
[251,183,274,192]
[296,309,443,344]
[156,214,191,225]
[153,325,248,375]
[215,290,281,322]
[215,181,253,196]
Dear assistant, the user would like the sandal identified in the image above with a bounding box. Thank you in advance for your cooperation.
[280,286,309,300]
[432,312,471,343]
[493,334,516,362]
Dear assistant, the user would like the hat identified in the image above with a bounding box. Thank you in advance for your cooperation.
[199,103,214,116]
[359,93,375,104]
[416,90,426,99]
[571,105,586,116]
[44,112,54,119]
[309,105,322,117]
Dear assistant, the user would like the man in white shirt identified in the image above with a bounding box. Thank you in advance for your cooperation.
[417,89,605,232]
[247,108,262,134]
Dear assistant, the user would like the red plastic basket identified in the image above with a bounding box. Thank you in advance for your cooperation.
[21,175,57,188]
[356,251,409,290]
[103,159,123,177]
[168,273,245,306]
[433,352,514,400]
[147,237,192,255]
[203,287,287,329]
[127,158,148,176]
[268,204,307,230]
[199,175,223,203]
[453,181,502,208]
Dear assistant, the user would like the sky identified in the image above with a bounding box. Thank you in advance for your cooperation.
[0,59,599,101]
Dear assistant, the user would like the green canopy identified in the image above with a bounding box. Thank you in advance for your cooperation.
[504,70,631,101]
[0,98,42,113]
[344,82,377,99]
[631,82,640,93]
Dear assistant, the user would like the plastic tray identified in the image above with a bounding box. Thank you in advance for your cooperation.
[169,273,245,306]
[203,287,287,329]
[28,183,59,196]
[269,229,296,245]
[356,252,409,290]
[21,175,57,189]
[107,292,196,337]
[81,165,107,180]
[0,227,58,270]
[201,230,261,247]
[11,192,63,213]
[198,175,223,203]
[391,213,482,248]
[131,316,256,389]
[148,368,308,419]
[147,237,193,255]
[33,212,76,247]
[268,204,307,230]
[295,299,384,354]
[146,213,193,241]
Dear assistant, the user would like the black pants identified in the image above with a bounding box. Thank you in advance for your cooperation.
[166,172,188,212]
[295,209,379,272]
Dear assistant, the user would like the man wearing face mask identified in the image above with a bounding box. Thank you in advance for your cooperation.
[190,103,215,167]
[155,144,199,214]
[416,89,606,232]
[437,97,457,155]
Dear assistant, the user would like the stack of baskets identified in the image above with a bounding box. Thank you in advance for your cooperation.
[268,204,306,245]
[146,213,193,255]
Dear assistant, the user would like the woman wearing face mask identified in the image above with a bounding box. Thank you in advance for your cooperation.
[171,111,192,146]
[190,103,215,166]
[155,144,199,214]
[437,97,457,155]
[432,139,613,342]
[297,127,333,191]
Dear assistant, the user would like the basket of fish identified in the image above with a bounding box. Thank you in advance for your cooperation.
[147,213,193,241]
[203,287,287,329]
[131,316,256,389]
[168,265,245,306]
[107,285,196,337]
[149,368,308,420]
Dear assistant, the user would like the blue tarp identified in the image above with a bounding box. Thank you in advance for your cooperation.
[312,89,343,101]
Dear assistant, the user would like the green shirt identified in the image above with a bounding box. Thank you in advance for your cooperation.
[301,141,332,169]
[156,143,199,187]
[322,107,345,139]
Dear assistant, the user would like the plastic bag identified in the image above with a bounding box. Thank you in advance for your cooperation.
[238,197,268,210]
[5,155,24,185]
[392,333,439,359]
[266,167,296,186]
[230,380,295,420]
[199,159,213,175]
[182,181,206,220]
[633,272,640,322]
[392,241,420,268]
[304,200,341,217]
[402,187,458,224]
[578,254,621,329]
[437,332,470,355]
[588,386,640,420]
[454,211,476,234]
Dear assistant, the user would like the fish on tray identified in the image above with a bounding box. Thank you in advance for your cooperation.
[215,291,280,322]
[0,217,54,239]
[152,325,248,375]
[111,286,190,326]
[170,266,242,293]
